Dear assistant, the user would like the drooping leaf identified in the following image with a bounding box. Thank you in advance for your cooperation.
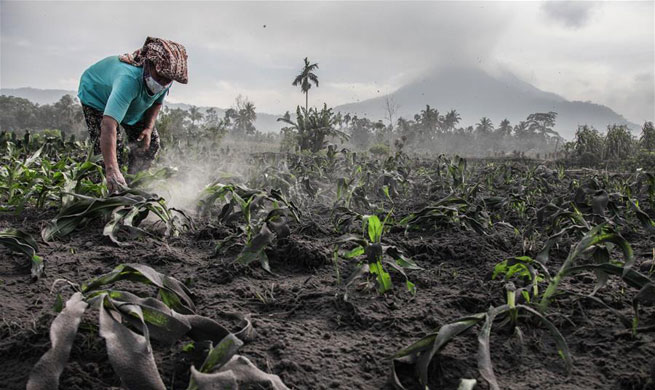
[0,228,44,279]
[109,291,192,345]
[98,295,166,390]
[477,305,509,390]
[189,355,289,390]
[408,313,486,386]
[26,293,88,390]
[82,263,195,313]
[517,304,572,372]
[198,333,244,374]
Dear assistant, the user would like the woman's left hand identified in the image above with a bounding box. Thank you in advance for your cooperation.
[137,127,153,153]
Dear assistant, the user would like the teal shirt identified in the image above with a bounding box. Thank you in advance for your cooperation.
[77,56,169,125]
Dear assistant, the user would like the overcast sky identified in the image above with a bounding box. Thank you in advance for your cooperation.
[1,1,653,123]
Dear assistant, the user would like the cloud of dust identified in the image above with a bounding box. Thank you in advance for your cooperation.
[143,135,280,212]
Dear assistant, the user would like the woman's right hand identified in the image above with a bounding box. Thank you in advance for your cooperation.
[106,167,127,194]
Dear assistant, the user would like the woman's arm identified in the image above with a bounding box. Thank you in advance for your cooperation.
[137,103,163,152]
[100,115,127,193]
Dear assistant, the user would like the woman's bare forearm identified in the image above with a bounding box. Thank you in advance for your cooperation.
[100,116,120,172]
[144,103,162,129]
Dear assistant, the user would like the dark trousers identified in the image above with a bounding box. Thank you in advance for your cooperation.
[82,104,160,173]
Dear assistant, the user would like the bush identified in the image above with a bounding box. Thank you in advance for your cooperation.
[604,124,634,160]
[369,143,390,157]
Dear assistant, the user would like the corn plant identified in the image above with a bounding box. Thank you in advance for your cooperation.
[399,193,488,235]
[501,227,653,333]
[447,155,467,189]
[42,189,189,246]
[27,263,288,390]
[492,256,550,303]
[335,165,371,209]
[391,284,571,390]
[560,261,654,334]
[0,140,104,214]
[0,228,44,279]
[198,183,299,271]
[539,223,634,311]
[336,214,420,294]
[125,166,178,189]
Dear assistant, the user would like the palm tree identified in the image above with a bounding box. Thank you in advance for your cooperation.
[442,109,461,132]
[419,105,440,140]
[188,105,204,127]
[475,117,494,135]
[498,119,512,137]
[514,121,529,139]
[235,102,257,135]
[205,107,219,125]
[292,57,319,111]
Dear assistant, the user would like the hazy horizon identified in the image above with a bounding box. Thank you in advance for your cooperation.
[1,1,653,124]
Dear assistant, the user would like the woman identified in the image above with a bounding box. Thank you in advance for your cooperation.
[77,37,188,193]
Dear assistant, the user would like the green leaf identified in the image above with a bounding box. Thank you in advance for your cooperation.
[369,259,392,293]
[344,246,365,259]
[182,342,195,352]
[198,333,243,374]
[108,291,192,345]
[406,280,416,295]
[53,293,63,313]
[385,246,422,270]
[365,215,382,243]
[236,224,274,272]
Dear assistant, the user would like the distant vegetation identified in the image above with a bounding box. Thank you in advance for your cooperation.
[1,86,653,168]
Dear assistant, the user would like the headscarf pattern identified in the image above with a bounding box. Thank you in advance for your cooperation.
[119,37,188,84]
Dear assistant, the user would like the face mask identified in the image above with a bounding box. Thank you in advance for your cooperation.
[144,65,171,95]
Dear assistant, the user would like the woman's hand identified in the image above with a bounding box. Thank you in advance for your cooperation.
[106,166,127,194]
[137,127,153,153]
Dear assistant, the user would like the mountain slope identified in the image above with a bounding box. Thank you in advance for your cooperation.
[0,87,77,105]
[334,67,637,139]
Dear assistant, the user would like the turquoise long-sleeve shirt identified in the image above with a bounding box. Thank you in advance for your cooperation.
[78,56,169,125]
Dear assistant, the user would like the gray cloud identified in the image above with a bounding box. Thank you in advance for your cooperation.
[0,1,652,123]
[0,1,511,110]
[541,1,600,29]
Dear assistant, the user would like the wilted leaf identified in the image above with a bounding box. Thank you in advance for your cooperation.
[98,295,166,390]
[189,355,289,390]
[27,293,88,390]
[0,228,44,279]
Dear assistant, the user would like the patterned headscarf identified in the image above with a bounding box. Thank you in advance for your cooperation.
[119,37,188,84]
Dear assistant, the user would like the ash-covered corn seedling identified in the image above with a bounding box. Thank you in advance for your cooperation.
[391,283,571,390]
[41,188,190,246]
[27,263,288,390]
[198,182,299,271]
[0,228,44,279]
